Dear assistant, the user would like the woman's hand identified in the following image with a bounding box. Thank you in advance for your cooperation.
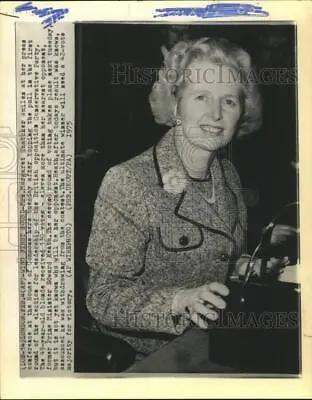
[172,282,229,329]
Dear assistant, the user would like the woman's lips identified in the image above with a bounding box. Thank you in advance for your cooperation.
[200,125,223,135]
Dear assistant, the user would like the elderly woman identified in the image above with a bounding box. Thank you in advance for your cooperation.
[86,37,290,360]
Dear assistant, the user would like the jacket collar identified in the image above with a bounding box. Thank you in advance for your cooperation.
[153,128,187,189]
[153,129,242,241]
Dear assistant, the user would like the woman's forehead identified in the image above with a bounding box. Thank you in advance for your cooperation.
[182,78,242,97]
[180,59,242,96]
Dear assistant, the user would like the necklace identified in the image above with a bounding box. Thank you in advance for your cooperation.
[194,170,216,204]
[189,170,212,182]
[206,170,216,204]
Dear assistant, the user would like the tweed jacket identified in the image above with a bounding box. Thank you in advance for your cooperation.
[86,128,248,357]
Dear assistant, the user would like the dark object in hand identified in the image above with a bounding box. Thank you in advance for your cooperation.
[209,276,300,374]
[210,202,300,374]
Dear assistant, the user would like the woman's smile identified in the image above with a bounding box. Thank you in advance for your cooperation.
[199,124,224,135]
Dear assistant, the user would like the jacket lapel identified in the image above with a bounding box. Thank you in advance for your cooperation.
[153,129,239,241]
[176,158,236,240]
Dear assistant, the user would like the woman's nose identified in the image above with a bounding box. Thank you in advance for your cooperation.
[209,100,222,121]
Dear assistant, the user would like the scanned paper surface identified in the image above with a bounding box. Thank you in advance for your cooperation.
[16,22,74,375]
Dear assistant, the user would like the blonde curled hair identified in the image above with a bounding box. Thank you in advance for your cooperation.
[149,37,262,137]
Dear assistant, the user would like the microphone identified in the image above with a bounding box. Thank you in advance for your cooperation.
[244,201,299,283]
[259,222,276,277]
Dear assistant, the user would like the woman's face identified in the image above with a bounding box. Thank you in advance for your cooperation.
[177,59,243,152]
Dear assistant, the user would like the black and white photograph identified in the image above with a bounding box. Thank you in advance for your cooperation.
[74,22,300,374]
[3,0,312,397]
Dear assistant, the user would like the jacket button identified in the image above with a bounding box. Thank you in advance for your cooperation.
[179,235,189,246]
[219,253,229,261]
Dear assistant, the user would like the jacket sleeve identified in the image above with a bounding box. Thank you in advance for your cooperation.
[85,165,189,335]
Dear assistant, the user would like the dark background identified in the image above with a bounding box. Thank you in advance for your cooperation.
[74,23,298,346]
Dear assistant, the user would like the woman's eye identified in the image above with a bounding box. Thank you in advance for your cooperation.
[195,95,206,101]
[223,98,238,107]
